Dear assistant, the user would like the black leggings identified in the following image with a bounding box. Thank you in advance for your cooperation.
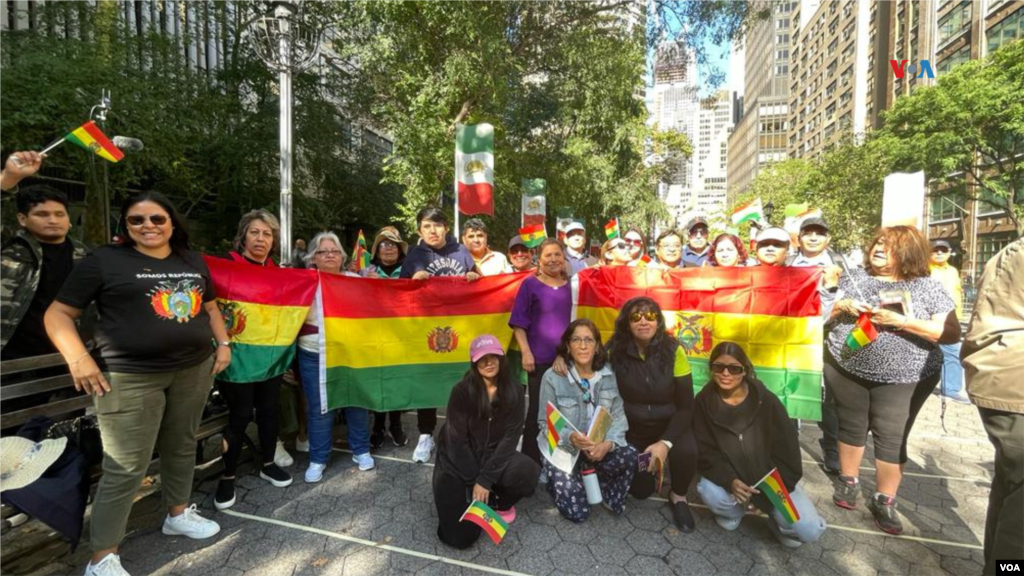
[823,363,939,464]
[627,428,698,498]
[219,377,282,476]
[372,411,404,433]
[521,363,552,465]
[433,453,539,549]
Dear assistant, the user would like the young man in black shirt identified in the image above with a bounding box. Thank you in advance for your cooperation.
[1,185,89,360]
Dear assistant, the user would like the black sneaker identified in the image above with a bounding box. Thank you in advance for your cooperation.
[670,500,695,533]
[260,464,293,488]
[833,475,859,510]
[370,430,386,450]
[214,478,236,510]
[869,493,904,535]
[391,428,409,447]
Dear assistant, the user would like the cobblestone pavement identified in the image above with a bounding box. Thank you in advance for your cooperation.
[13,392,993,576]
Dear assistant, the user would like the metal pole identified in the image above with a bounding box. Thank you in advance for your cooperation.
[279,38,293,264]
[453,136,460,238]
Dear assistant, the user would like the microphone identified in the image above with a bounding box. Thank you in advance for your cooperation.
[112,136,144,152]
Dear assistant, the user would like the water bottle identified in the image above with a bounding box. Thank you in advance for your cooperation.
[581,468,602,505]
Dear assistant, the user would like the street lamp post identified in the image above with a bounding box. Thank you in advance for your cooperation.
[763,201,775,225]
[249,1,321,264]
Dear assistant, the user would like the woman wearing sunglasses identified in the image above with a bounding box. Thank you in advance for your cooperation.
[46,192,229,576]
[623,229,647,265]
[599,238,634,267]
[433,335,539,549]
[606,297,698,532]
[693,342,826,547]
[537,319,637,522]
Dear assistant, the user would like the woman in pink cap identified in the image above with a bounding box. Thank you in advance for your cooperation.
[432,334,540,549]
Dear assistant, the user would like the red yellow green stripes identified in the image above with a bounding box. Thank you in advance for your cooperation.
[546,402,568,455]
[755,468,801,524]
[604,218,620,240]
[519,224,546,248]
[846,312,879,351]
[460,501,508,545]
[65,120,124,163]
[354,230,371,272]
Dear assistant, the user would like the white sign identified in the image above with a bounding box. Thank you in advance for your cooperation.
[882,171,926,229]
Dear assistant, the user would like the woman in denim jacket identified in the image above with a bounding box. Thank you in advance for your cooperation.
[536,318,637,522]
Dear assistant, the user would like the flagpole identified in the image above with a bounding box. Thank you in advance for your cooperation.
[454,134,460,237]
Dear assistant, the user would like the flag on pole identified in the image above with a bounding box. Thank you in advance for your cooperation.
[604,218,621,240]
[521,178,546,227]
[754,468,801,524]
[846,312,879,351]
[353,230,371,272]
[731,198,764,225]
[783,203,811,217]
[64,120,124,163]
[460,500,509,545]
[518,224,546,248]
[456,124,495,216]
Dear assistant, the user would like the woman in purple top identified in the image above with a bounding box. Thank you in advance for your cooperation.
[510,238,573,464]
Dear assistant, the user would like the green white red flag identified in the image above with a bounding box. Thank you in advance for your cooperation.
[456,123,494,216]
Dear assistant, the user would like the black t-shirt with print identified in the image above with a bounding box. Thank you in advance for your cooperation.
[56,246,216,373]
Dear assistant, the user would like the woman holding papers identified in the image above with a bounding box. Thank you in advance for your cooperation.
[538,319,637,522]
[693,342,826,547]
[433,335,539,549]
[607,297,698,533]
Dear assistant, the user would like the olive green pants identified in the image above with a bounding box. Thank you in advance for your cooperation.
[90,356,213,550]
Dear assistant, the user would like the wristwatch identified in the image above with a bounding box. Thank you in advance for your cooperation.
[217,340,232,348]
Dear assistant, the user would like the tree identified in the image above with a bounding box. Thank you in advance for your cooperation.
[873,39,1024,233]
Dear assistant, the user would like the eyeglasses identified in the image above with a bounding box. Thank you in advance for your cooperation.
[315,249,343,257]
[710,363,745,375]
[379,241,398,249]
[629,311,658,323]
[612,243,629,251]
[570,336,596,347]
[126,214,169,226]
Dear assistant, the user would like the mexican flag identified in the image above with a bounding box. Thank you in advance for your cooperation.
[521,178,546,227]
[456,123,494,216]
[731,198,764,225]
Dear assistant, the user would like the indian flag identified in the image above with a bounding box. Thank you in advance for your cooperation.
[731,198,764,225]
[205,256,318,383]
[846,312,879,351]
[755,468,801,524]
[573,266,824,420]
[456,123,494,216]
[460,500,508,545]
[519,224,546,248]
[64,120,124,163]
[319,273,523,411]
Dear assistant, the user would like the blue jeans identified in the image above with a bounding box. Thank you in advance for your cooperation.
[297,348,370,464]
[939,342,964,396]
[697,477,826,544]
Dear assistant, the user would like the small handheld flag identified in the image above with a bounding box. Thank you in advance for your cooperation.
[353,230,371,272]
[846,312,879,351]
[604,218,620,240]
[731,198,764,225]
[460,500,508,544]
[754,468,801,524]
[546,402,568,455]
[518,224,547,248]
[62,120,124,163]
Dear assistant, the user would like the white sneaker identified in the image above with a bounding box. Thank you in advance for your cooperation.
[714,514,742,531]
[412,434,434,463]
[768,519,803,548]
[274,441,294,467]
[539,468,549,484]
[352,453,375,471]
[84,553,130,576]
[305,462,326,483]
[162,504,221,539]
[295,437,310,453]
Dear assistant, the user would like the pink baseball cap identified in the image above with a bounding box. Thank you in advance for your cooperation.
[470,334,505,363]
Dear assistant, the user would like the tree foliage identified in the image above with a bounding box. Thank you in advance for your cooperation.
[873,39,1024,233]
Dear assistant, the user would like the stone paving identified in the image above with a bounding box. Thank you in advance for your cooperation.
[8,392,994,576]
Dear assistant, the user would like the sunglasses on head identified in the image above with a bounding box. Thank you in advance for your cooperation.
[710,362,745,375]
[629,311,658,323]
[126,214,169,226]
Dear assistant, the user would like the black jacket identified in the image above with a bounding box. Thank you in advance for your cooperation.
[435,375,525,490]
[694,377,802,512]
[611,338,694,446]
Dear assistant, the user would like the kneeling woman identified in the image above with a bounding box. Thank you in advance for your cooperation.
[694,342,826,547]
[538,319,637,523]
[433,335,540,549]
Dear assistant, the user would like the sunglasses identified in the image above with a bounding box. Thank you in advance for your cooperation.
[379,240,399,249]
[932,247,950,254]
[510,246,530,255]
[710,363,745,375]
[625,238,643,247]
[126,214,169,226]
[629,311,658,323]
[612,243,629,251]
[577,377,593,404]
[689,229,709,238]
[758,240,788,249]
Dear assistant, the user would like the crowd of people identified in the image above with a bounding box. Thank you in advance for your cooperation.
[1,149,1020,576]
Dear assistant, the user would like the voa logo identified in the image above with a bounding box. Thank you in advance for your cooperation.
[890,59,935,79]
[998,560,1022,574]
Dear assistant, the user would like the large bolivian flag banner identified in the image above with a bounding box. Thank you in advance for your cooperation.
[205,257,318,383]
[573,266,824,420]
[319,273,526,412]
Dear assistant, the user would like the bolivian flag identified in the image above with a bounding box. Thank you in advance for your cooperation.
[755,467,800,524]
[64,120,124,163]
[205,256,318,383]
[460,500,508,545]
[318,273,525,412]
[573,266,824,420]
